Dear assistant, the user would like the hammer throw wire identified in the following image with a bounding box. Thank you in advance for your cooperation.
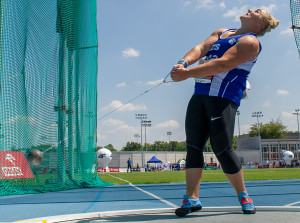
[98,72,173,121]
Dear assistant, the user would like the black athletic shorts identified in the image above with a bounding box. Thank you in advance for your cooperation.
[185,95,238,168]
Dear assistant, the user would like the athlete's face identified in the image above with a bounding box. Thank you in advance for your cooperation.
[240,9,267,26]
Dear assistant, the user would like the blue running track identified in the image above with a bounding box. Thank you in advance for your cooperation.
[0,179,300,222]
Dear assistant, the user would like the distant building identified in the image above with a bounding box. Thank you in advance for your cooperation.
[236,133,300,164]
[109,151,219,168]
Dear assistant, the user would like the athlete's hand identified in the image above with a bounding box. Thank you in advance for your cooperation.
[171,64,189,82]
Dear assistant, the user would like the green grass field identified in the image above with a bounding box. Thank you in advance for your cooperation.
[99,168,300,185]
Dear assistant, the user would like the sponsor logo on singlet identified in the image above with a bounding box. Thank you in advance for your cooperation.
[228,38,236,45]
[209,43,220,51]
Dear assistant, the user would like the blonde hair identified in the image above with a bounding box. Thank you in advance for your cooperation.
[258,10,279,36]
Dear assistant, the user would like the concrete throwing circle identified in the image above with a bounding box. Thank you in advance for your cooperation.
[17,206,300,223]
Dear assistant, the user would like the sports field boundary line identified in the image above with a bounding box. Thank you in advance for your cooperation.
[106,174,179,208]
[16,206,300,223]
[284,201,300,206]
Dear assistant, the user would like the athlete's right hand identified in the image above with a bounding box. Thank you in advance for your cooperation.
[171,64,183,72]
[171,65,189,82]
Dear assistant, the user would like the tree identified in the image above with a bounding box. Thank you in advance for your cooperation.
[121,142,140,151]
[249,119,287,139]
[168,141,176,151]
[148,141,169,151]
[173,141,186,151]
[104,137,237,152]
[96,144,117,152]
[232,135,238,150]
[104,144,118,152]
[204,140,213,152]
[144,143,152,152]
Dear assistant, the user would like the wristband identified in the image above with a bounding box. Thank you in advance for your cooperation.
[177,59,188,68]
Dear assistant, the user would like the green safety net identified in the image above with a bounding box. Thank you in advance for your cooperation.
[0,0,111,196]
[291,0,300,57]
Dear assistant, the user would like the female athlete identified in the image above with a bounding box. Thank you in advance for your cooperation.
[171,9,279,217]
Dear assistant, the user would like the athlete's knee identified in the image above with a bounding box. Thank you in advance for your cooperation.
[216,149,242,174]
[185,143,205,169]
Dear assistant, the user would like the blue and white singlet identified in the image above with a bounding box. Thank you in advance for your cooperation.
[194,29,261,106]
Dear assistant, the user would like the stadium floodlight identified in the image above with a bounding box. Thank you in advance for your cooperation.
[167,131,172,151]
[134,134,140,143]
[237,110,240,136]
[135,114,147,167]
[252,111,263,136]
[252,111,263,163]
[142,120,152,152]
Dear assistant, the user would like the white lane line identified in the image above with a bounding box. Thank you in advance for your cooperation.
[108,174,131,183]
[284,201,300,206]
[107,174,179,208]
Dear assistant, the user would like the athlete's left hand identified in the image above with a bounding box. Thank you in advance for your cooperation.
[171,64,189,82]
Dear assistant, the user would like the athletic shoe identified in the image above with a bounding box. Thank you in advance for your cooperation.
[175,195,202,217]
[238,191,256,214]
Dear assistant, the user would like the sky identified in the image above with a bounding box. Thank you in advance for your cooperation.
[96,0,300,150]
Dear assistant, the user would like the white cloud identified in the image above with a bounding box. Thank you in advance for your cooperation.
[260,4,277,15]
[97,132,107,141]
[219,1,226,8]
[263,101,271,108]
[242,125,251,134]
[265,85,271,90]
[109,125,136,134]
[102,119,125,127]
[122,48,140,58]
[102,119,136,134]
[145,79,164,86]
[195,0,216,9]
[101,100,147,112]
[184,1,192,7]
[116,82,126,87]
[235,124,251,135]
[133,81,143,86]
[281,111,298,127]
[184,0,220,9]
[277,90,289,95]
[133,79,167,87]
[281,111,294,119]
[223,5,248,22]
[193,0,227,10]
[154,120,180,129]
[223,4,277,22]
[177,130,186,139]
[280,27,294,36]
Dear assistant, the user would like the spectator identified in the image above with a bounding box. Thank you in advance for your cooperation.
[127,158,132,173]
[177,163,180,171]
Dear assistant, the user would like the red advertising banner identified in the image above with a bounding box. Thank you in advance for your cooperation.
[97,168,120,173]
[97,168,106,173]
[109,168,119,172]
[206,163,217,167]
[258,164,269,169]
[0,151,35,179]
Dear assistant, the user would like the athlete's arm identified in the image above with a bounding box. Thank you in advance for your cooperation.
[171,35,260,82]
[180,28,226,66]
